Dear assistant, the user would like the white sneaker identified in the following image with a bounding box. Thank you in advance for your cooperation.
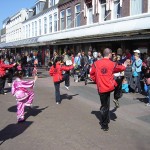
[25,103,33,108]
[65,86,69,90]
[146,103,150,106]
[8,83,11,87]
[56,102,60,104]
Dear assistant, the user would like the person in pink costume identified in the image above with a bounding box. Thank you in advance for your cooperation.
[11,70,37,123]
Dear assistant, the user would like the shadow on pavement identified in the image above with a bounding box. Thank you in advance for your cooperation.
[8,105,48,120]
[61,94,79,101]
[136,98,148,104]
[91,107,117,125]
[0,121,33,146]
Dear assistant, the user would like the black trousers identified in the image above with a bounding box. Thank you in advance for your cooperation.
[114,76,123,100]
[99,92,110,125]
[0,76,6,93]
[54,73,70,102]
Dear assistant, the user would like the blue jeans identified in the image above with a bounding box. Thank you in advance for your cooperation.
[54,73,69,103]
[147,85,150,103]
[134,72,141,92]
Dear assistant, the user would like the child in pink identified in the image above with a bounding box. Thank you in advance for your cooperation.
[11,70,37,123]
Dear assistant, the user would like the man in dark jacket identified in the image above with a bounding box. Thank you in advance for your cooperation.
[90,48,126,131]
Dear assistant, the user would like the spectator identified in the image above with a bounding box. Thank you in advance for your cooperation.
[132,51,142,93]
[122,78,129,93]
[124,59,132,91]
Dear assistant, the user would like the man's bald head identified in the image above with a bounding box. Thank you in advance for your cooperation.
[103,48,112,57]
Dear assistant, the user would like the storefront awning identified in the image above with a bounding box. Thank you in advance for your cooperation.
[0,37,39,48]
[38,13,150,43]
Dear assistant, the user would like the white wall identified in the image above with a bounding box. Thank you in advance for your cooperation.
[22,7,58,39]
[6,9,28,42]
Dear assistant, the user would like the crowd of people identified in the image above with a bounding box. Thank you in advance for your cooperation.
[1,47,150,131]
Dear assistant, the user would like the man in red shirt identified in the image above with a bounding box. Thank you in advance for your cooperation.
[90,48,126,131]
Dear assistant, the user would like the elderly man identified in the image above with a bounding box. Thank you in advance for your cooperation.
[90,48,127,131]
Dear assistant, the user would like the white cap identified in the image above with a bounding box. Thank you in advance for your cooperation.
[134,49,140,53]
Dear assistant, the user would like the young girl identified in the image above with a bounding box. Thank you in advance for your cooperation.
[49,57,74,104]
[122,78,129,93]
[11,70,37,123]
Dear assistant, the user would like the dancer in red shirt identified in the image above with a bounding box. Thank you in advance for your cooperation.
[90,48,127,131]
[49,57,74,104]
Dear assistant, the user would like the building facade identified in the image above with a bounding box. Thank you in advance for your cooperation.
[0,0,150,61]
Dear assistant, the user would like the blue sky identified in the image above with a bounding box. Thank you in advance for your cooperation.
[0,0,35,29]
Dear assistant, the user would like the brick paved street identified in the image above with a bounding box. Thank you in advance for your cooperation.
[0,69,150,150]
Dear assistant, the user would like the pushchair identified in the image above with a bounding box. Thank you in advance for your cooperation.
[80,65,88,81]
[84,64,93,85]
[74,67,81,82]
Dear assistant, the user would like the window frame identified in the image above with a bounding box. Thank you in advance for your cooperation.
[54,13,58,32]
[49,15,52,33]
[66,7,72,29]
[75,4,81,27]
[39,19,42,35]
[44,17,47,34]
[130,0,142,16]
[60,10,65,30]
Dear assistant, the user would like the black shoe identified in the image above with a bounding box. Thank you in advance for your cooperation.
[17,119,25,123]
[113,99,119,108]
[0,91,6,95]
[101,124,109,131]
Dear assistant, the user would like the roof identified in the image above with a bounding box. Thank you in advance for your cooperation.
[58,0,72,6]
[23,4,58,23]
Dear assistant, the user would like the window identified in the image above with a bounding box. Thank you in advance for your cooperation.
[49,0,56,7]
[49,15,52,33]
[60,10,65,30]
[54,13,57,32]
[88,7,93,24]
[28,24,30,37]
[23,26,25,38]
[130,0,142,15]
[113,0,121,19]
[44,17,47,34]
[32,22,34,37]
[36,2,45,14]
[101,0,107,21]
[66,8,72,29]
[26,25,28,38]
[35,21,37,36]
[75,4,81,27]
[39,19,42,35]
